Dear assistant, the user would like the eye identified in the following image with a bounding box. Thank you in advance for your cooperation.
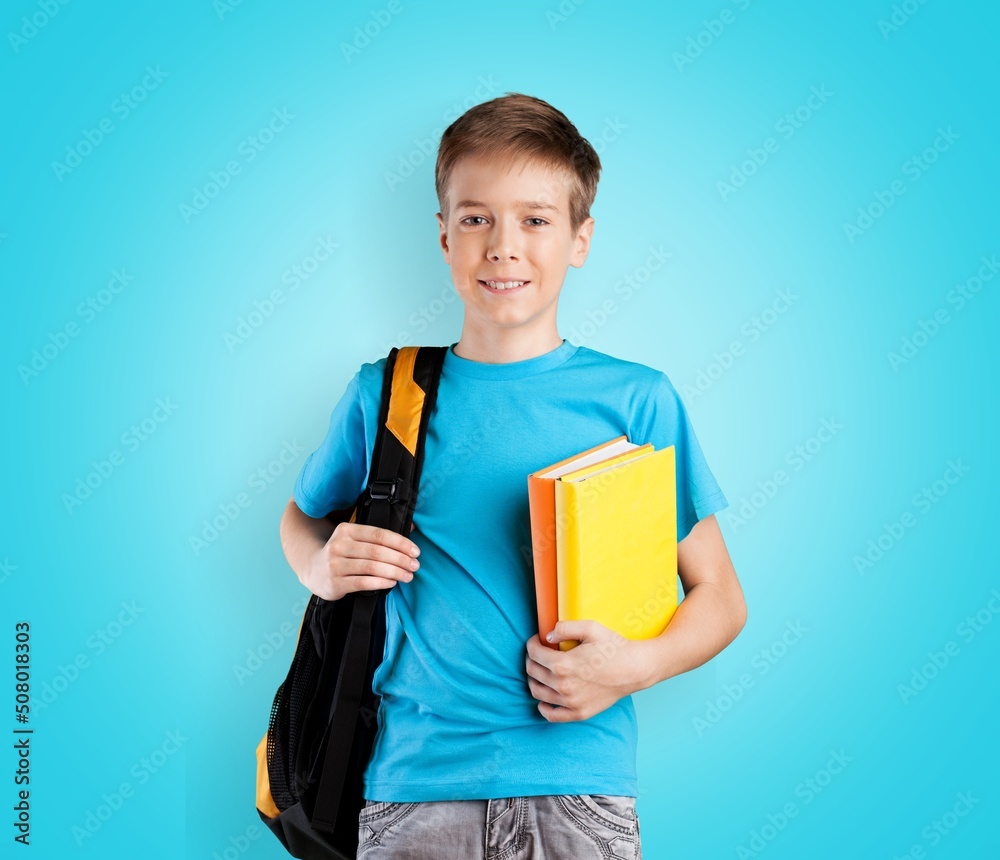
[526,218,549,226]
[460,216,487,226]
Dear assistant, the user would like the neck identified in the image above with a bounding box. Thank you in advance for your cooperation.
[452,331,564,364]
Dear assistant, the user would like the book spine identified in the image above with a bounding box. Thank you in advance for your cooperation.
[528,475,559,649]
[554,480,584,623]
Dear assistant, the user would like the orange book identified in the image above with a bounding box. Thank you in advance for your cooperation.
[527,436,650,650]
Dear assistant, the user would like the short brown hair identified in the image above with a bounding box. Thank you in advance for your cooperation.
[435,93,601,235]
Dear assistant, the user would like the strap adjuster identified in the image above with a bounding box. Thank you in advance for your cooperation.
[368,479,397,501]
[366,479,410,504]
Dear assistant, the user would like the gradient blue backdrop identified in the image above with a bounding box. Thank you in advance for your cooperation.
[3,1,998,857]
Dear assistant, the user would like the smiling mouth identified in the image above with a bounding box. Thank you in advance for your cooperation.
[479,279,530,292]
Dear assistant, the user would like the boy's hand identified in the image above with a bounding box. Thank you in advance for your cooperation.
[524,621,649,723]
[303,522,420,601]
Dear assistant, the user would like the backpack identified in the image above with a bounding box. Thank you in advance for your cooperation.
[255,344,447,859]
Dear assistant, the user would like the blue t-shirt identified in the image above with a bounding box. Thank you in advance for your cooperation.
[293,338,728,802]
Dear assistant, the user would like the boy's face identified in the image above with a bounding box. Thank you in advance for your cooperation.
[436,153,593,353]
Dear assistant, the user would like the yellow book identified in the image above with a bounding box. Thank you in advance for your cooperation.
[528,436,639,651]
[553,443,678,651]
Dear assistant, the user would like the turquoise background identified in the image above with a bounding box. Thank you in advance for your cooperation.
[2,0,998,857]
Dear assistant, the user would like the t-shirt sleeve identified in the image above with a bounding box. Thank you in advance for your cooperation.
[292,370,369,518]
[639,372,729,543]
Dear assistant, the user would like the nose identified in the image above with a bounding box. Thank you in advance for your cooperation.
[487,219,519,262]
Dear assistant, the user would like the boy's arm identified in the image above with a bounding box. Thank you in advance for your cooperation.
[634,513,747,690]
[279,497,336,586]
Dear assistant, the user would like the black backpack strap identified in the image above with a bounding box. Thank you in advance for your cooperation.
[310,345,446,835]
[356,344,446,532]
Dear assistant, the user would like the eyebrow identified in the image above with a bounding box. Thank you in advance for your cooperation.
[455,199,559,213]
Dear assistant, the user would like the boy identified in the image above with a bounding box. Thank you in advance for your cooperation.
[279,93,747,859]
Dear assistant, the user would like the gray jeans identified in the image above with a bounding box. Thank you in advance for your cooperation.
[357,794,642,859]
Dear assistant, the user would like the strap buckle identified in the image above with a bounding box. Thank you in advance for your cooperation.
[367,479,399,503]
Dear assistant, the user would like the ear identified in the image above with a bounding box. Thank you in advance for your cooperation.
[569,217,594,269]
[436,212,451,263]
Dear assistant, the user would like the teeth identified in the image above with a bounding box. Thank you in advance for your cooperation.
[485,280,525,290]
